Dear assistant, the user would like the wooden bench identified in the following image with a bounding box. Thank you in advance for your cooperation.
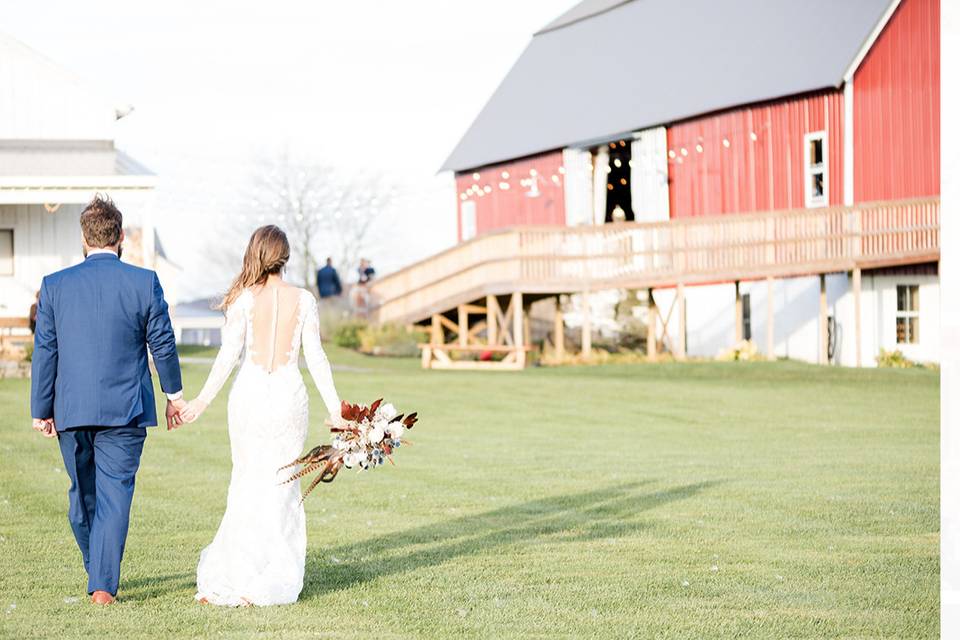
[417,342,533,371]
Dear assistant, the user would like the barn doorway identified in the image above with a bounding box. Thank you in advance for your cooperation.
[604,140,633,222]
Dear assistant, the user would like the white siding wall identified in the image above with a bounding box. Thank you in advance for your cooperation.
[0,204,83,317]
[678,273,940,366]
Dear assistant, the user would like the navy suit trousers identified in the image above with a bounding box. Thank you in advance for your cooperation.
[57,424,146,595]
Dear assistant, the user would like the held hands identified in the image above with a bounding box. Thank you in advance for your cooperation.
[179,398,209,424]
[31,417,57,439]
[166,397,187,431]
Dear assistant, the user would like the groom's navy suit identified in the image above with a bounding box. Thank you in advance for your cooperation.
[31,251,181,595]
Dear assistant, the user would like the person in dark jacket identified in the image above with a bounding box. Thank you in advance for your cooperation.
[316,257,342,298]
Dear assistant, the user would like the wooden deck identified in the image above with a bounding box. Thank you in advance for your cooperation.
[369,197,939,369]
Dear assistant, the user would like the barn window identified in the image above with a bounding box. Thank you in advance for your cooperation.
[804,131,827,208]
[460,201,477,241]
[896,284,919,344]
[0,229,12,276]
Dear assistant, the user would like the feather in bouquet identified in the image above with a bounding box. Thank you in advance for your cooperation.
[278,399,417,502]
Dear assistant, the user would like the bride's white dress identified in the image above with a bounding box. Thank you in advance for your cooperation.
[192,286,341,606]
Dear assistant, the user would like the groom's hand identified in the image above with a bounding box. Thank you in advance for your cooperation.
[31,418,57,438]
[166,398,186,431]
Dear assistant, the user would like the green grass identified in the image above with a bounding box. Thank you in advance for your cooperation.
[0,349,939,639]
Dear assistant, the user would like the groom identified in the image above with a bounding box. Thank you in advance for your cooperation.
[30,194,185,605]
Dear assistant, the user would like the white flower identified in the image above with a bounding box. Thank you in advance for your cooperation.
[386,422,404,439]
[368,425,385,444]
[378,403,398,420]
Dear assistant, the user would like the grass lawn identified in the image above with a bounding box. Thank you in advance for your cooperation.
[0,348,939,639]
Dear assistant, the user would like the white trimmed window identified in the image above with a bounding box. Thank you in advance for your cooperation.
[460,201,477,241]
[896,284,919,344]
[0,229,12,276]
[804,131,828,208]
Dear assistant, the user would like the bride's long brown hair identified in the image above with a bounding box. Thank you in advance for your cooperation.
[219,225,290,309]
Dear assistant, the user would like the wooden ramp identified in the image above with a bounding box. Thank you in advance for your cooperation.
[370,198,940,370]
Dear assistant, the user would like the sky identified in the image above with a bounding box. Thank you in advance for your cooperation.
[5,0,576,298]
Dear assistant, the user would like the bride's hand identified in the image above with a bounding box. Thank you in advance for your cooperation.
[180,398,209,423]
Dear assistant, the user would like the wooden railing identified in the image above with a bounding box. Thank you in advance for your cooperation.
[371,198,940,324]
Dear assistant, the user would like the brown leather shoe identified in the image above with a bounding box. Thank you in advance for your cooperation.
[91,590,115,605]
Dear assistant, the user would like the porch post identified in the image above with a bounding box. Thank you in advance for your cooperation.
[676,283,686,361]
[647,288,657,361]
[766,276,775,360]
[852,267,862,367]
[486,295,498,346]
[457,304,468,347]
[581,292,592,357]
[512,292,524,366]
[554,296,565,359]
[819,274,828,365]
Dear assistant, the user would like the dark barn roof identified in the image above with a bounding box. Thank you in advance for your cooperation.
[441,0,893,172]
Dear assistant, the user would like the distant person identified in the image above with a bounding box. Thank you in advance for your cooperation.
[28,290,39,333]
[316,257,342,299]
[358,258,375,285]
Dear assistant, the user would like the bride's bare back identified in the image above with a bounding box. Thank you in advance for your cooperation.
[249,284,305,373]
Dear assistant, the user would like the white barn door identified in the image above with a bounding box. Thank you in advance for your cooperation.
[630,127,669,223]
[561,147,593,226]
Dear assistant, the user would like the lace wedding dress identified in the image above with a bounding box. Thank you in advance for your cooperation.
[193,286,341,606]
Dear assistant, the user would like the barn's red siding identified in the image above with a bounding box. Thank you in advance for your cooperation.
[455,151,566,242]
[667,91,845,218]
[854,0,940,202]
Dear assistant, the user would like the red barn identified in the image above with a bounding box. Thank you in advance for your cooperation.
[374,0,940,369]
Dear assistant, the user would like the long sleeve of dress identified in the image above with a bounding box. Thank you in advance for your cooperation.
[301,294,342,420]
[197,297,247,406]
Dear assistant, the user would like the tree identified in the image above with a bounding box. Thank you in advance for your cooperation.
[205,150,394,296]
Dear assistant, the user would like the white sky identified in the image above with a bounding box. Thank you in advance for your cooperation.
[6,0,576,298]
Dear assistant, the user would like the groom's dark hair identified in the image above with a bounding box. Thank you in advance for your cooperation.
[80,194,123,248]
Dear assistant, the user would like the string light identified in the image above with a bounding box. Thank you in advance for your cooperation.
[557,166,566,175]
[472,172,480,180]
[613,158,622,168]
[750,132,758,141]
[501,171,510,179]
[722,138,730,148]
[695,143,703,153]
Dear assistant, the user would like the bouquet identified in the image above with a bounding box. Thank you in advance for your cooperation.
[279,399,417,501]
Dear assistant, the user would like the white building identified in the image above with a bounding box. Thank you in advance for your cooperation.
[0,33,166,321]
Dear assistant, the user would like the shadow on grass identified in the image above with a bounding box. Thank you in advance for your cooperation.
[302,480,719,599]
[121,572,195,602]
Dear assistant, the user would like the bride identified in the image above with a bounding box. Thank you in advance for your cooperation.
[179,225,343,607]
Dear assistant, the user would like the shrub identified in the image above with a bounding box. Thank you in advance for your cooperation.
[332,319,367,350]
[876,348,916,368]
[717,340,763,362]
[357,323,429,357]
[23,342,33,362]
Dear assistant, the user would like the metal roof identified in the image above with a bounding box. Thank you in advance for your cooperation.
[441,0,893,172]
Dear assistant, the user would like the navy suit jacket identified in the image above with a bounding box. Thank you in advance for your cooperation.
[30,252,182,430]
[317,265,342,297]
